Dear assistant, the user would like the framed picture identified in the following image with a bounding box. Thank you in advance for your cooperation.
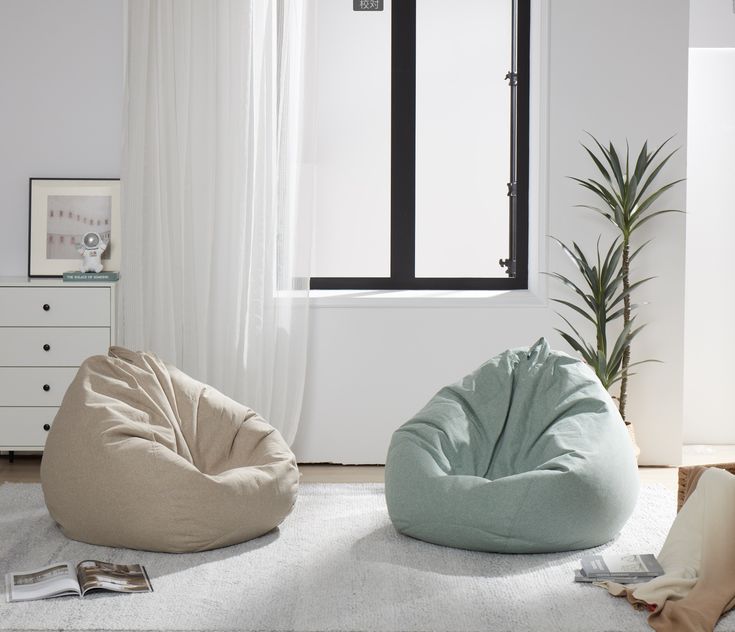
[28,178,121,277]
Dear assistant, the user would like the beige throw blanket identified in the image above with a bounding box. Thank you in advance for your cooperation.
[602,467,735,631]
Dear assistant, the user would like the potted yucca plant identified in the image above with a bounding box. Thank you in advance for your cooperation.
[547,236,649,394]
[570,136,683,420]
[550,135,683,443]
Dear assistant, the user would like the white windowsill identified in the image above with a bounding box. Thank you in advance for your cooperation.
[308,288,546,309]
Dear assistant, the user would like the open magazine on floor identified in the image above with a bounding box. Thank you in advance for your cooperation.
[5,560,153,602]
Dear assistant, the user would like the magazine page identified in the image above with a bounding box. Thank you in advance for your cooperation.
[601,554,662,575]
[76,561,153,596]
[580,553,662,577]
[5,562,80,602]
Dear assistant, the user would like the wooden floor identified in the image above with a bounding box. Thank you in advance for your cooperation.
[0,455,386,485]
[2,446,735,489]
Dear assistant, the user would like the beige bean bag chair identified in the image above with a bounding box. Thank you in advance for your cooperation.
[41,347,299,553]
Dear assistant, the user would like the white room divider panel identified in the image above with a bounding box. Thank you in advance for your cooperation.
[684,47,735,443]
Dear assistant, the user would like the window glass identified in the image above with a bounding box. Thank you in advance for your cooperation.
[415,0,512,278]
[309,0,392,278]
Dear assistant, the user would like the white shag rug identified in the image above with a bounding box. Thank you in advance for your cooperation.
[0,482,730,632]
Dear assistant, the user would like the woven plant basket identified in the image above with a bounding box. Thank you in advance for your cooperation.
[677,462,735,511]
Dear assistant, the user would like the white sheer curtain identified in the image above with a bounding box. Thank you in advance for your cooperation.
[120,0,311,443]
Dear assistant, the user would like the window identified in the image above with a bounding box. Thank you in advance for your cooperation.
[310,0,530,290]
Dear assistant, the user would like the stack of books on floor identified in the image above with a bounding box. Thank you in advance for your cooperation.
[574,553,664,584]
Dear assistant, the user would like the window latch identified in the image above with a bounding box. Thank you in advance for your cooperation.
[500,179,518,277]
[499,257,516,276]
[505,71,518,86]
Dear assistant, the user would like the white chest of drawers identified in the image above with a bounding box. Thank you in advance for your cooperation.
[0,278,116,452]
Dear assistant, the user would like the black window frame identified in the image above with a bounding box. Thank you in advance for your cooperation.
[310,0,530,291]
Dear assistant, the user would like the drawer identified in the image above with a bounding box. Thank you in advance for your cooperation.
[0,287,110,326]
[0,367,78,406]
[0,327,109,366]
[0,408,56,448]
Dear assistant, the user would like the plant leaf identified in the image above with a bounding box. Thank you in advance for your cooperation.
[550,298,598,325]
[630,208,684,232]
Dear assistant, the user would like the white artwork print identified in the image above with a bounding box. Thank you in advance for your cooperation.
[46,195,112,260]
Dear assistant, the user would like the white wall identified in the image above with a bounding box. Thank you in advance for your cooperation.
[0,0,691,464]
[0,0,123,277]
[544,0,689,464]
[683,1,735,443]
[690,0,735,47]
[294,0,690,465]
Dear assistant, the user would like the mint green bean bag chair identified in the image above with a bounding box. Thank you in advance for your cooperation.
[384,338,639,553]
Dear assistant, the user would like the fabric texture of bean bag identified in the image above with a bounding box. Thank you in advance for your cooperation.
[41,347,298,553]
[384,338,639,553]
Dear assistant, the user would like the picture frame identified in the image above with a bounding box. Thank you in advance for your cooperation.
[28,178,121,278]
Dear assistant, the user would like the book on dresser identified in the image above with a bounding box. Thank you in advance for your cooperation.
[62,271,119,282]
[5,560,153,602]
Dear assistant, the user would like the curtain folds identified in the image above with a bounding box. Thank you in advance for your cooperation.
[120,0,310,443]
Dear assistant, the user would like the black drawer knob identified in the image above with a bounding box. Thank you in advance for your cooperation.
[42,304,50,311]
[43,424,51,431]
[42,384,50,392]
[43,344,50,352]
